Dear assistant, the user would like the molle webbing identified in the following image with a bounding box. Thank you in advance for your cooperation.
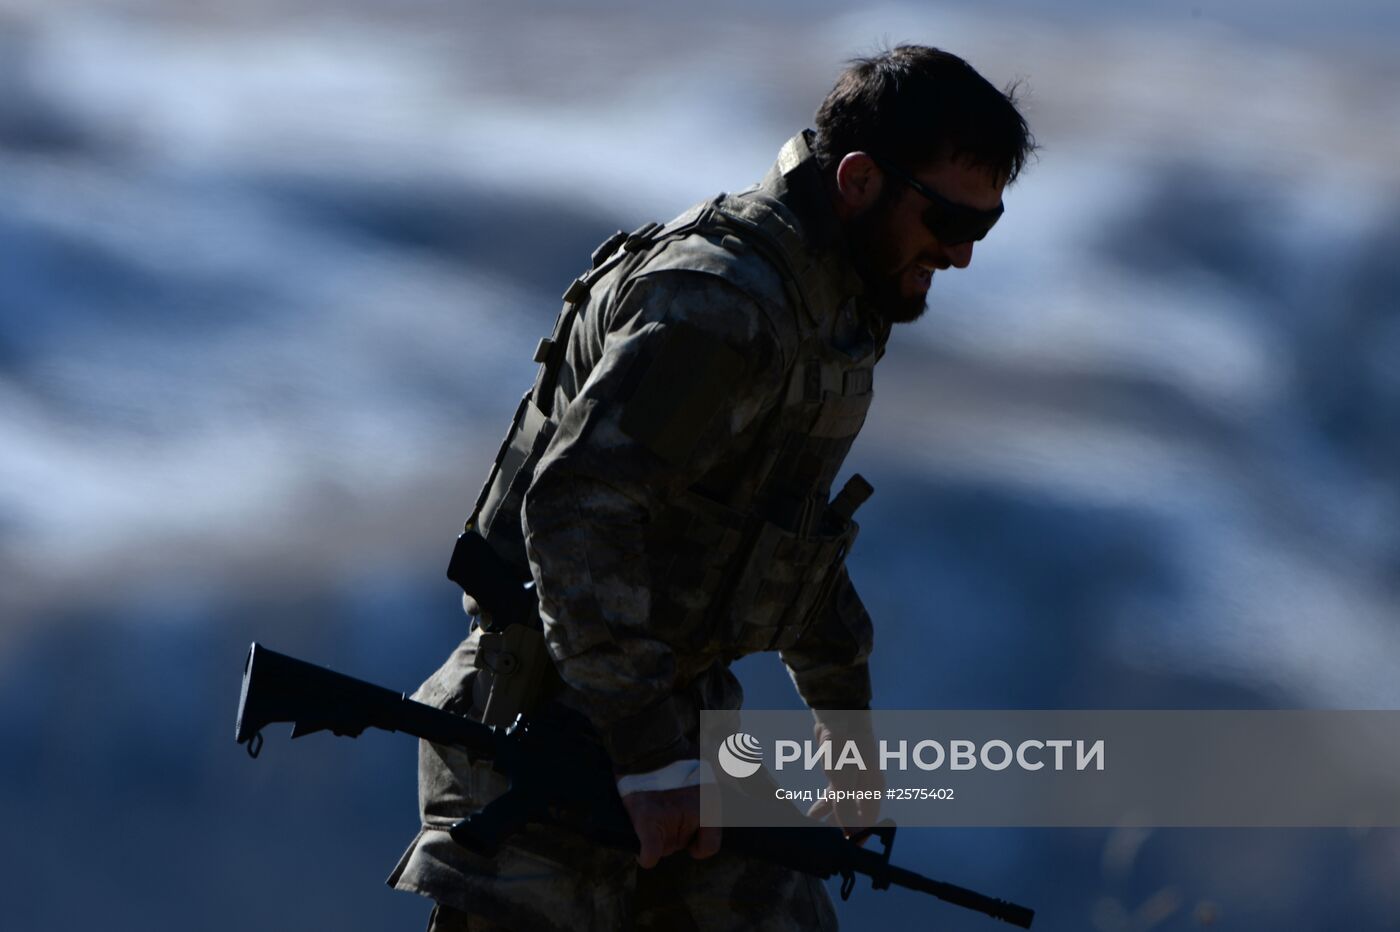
[464,209,730,578]
[531,219,669,418]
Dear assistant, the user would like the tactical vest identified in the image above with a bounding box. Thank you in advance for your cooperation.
[462,135,883,663]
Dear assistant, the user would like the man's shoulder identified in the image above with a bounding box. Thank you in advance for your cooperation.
[628,220,804,356]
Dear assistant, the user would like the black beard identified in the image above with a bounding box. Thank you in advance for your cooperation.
[844,194,929,326]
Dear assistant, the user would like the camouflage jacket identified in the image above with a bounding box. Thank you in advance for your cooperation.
[443,131,884,778]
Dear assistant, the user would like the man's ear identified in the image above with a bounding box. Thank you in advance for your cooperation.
[834,152,883,217]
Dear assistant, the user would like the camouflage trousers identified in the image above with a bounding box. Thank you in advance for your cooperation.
[389,743,837,932]
[400,825,838,931]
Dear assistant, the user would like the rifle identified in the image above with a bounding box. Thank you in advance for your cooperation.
[235,642,1035,928]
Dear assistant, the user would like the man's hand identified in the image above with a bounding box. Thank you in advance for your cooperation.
[619,785,721,868]
[805,720,883,838]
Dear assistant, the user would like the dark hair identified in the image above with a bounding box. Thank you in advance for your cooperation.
[814,44,1036,185]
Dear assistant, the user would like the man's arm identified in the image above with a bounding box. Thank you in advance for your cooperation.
[522,270,788,770]
[521,269,789,865]
[780,566,883,832]
[780,566,875,712]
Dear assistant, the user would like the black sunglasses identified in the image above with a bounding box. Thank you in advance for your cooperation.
[870,155,1005,246]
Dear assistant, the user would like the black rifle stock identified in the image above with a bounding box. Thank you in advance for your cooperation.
[236,642,1035,928]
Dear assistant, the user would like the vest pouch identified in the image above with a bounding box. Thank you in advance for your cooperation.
[807,387,873,439]
[473,394,557,580]
[473,617,557,727]
[723,511,859,655]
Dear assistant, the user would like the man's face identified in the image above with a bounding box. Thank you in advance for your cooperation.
[846,158,1006,325]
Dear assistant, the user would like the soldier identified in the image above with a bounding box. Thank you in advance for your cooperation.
[389,44,1034,931]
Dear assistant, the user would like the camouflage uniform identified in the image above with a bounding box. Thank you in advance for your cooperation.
[390,131,886,930]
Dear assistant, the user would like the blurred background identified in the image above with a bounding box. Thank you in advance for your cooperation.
[1,0,1397,929]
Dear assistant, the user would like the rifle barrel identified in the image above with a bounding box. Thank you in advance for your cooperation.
[887,864,1035,928]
